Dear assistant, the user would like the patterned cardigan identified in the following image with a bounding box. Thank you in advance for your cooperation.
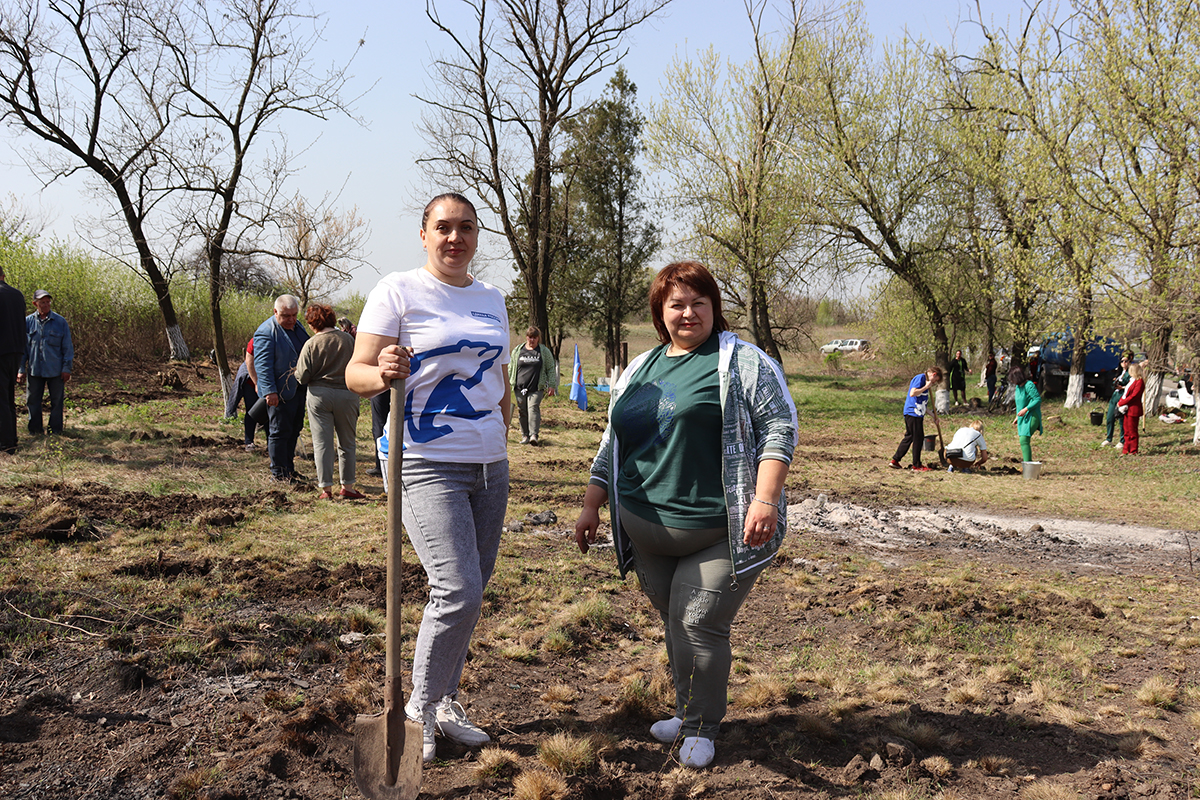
[588,330,798,581]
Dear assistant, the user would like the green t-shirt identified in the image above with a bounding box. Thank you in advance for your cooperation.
[611,332,725,528]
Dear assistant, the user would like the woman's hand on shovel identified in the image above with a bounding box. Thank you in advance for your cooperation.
[379,346,413,382]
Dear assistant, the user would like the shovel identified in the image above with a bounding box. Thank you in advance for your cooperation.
[353,378,424,799]
[928,394,949,467]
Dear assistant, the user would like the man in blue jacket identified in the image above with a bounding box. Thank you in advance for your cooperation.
[18,289,73,437]
[0,268,26,453]
[253,295,310,482]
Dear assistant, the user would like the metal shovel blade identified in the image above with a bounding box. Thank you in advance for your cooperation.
[353,707,424,799]
[352,378,423,799]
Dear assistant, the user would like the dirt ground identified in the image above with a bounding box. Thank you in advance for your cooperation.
[1,369,1197,799]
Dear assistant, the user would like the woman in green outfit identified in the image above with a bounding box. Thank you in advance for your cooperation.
[1010,364,1042,462]
[574,261,798,769]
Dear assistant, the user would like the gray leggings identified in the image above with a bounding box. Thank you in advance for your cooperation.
[620,506,764,739]
[516,389,544,439]
[392,457,509,711]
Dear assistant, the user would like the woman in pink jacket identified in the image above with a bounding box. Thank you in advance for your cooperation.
[1118,362,1144,455]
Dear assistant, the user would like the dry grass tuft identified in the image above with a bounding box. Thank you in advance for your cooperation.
[973,754,1017,775]
[473,747,521,785]
[1019,782,1082,799]
[537,731,612,775]
[1029,680,1063,704]
[608,673,663,720]
[736,674,792,709]
[540,684,579,713]
[827,696,866,718]
[888,718,942,750]
[984,663,1023,685]
[921,755,954,778]
[537,732,598,775]
[794,713,836,741]
[512,769,568,800]
[869,684,911,704]
[658,766,709,798]
[1045,702,1089,727]
[946,679,986,706]
[1116,730,1161,758]
[1135,676,1179,710]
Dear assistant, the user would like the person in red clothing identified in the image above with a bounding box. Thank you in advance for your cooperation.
[1117,362,1144,454]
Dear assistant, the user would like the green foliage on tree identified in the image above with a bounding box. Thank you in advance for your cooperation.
[560,69,659,372]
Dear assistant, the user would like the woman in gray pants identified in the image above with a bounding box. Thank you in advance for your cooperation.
[347,193,511,763]
[574,262,798,769]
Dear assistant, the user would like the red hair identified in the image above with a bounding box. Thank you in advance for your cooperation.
[305,303,336,331]
[648,262,730,345]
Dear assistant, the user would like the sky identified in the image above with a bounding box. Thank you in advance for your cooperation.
[0,0,1036,304]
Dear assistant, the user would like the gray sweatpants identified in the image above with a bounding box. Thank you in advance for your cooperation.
[305,385,360,488]
[389,457,509,712]
[620,506,764,740]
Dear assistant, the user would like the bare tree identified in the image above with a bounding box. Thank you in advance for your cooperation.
[148,0,359,400]
[417,0,670,335]
[0,0,190,360]
[273,195,368,308]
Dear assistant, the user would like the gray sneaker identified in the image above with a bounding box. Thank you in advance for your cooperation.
[404,701,437,763]
[435,696,490,746]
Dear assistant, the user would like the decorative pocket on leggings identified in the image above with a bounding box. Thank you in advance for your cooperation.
[681,584,719,626]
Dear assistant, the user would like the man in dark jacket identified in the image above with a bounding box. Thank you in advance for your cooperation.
[0,268,26,454]
[253,295,310,482]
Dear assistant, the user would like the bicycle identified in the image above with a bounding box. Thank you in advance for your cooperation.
[987,374,1014,414]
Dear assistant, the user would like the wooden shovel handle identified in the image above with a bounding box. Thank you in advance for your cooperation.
[384,378,404,711]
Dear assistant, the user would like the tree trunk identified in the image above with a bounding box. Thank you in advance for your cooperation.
[1143,326,1172,416]
[118,184,190,362]
[749,280,783,363]
[1066,373,1085,409]
[1065,337,1088,408]
[165,325,189,364]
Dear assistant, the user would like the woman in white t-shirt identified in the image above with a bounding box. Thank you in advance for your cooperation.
[346,193,511,763]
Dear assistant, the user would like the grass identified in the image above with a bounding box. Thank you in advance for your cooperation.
[0,330,1197,798]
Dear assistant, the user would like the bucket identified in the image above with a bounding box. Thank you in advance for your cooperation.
[1089,410,1104,426]
[1022,461,1043,480]
[923,435,937,452]
[247,396,270,425]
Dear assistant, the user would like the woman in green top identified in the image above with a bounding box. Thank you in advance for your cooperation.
[1010,364,1042,462]
[574,262,798,769]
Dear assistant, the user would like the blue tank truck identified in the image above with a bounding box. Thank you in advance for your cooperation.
[1035,331,1124,398]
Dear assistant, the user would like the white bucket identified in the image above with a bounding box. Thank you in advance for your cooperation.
[1022,461,1043,480]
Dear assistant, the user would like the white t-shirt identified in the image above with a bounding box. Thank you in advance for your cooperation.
[947,426,987,462]
[358,267,510,464]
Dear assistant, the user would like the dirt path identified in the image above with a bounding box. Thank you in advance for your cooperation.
[791,496,1197,576]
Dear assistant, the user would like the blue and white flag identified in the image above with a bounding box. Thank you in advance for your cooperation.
[568,344,587,410]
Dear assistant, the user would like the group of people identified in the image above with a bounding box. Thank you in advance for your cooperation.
[0,268,76,454]
[230,296,366,499]
[1102,354,1145,455]
[889,345,1157,471]
[890,361,1042,472]
[318,193,798,772]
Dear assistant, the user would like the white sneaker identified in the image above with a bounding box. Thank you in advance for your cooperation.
[680,736,714,768]
[404,702,437,763]
[435,696,490,746]
[1100,440,1111,447]
[650,716,683,743]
